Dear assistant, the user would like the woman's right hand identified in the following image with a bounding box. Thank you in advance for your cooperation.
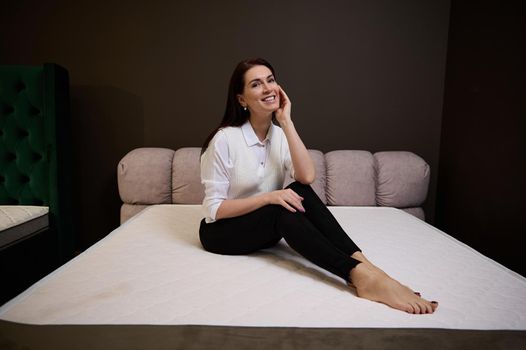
[265,189,305,213]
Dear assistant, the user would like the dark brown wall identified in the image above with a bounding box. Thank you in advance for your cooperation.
[437,1,526,275]
[1,0,450,249]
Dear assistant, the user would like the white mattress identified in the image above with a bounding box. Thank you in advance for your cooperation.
[0,206,48,231]
[1,205,525,329]
[0,206,49,247]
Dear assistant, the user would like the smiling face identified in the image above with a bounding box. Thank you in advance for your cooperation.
[237,65,280,117]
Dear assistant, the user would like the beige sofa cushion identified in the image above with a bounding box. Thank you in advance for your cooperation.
[374,151,430,208]
[118,147,430,223]
[172,148,205,204]
[118,148,174,205]
[325,151,376,206]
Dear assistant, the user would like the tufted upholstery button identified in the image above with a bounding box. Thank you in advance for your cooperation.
[6,152,16,161]
[32,152,43,161]
[18,129,29,138]
[29,106,40,116]
[34,199,44,206]
[20,174,30,183]
[0,175,4,183]
[1,102,14,115]
[15,81,26,92]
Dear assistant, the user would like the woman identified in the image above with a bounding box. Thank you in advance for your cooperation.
[199,58,438,314]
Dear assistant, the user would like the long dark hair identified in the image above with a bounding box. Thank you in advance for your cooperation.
[201,58,276,155]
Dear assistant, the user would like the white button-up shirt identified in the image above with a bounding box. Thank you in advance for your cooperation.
[201,120,293,223]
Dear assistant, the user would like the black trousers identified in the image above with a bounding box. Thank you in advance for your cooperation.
[199,181,362,282]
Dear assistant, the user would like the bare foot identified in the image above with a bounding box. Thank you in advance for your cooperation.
[349,262,438,314]
[351,252,416,292]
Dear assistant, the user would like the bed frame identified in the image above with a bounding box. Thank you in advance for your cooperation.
[1,146,525,349]
[1,321,525,349]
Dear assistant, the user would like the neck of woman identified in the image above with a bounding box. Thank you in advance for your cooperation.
[249,114,272,142]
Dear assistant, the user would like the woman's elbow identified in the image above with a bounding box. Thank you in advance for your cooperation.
[295,171,315,185]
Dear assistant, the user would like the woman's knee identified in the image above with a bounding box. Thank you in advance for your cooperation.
[286,181,316,198]
[199,214,282,255]
[286,181,310,192]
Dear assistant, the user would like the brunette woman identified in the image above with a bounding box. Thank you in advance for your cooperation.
[199,58,438,314]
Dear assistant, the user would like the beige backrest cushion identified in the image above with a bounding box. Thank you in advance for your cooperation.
[172,148,205,204]
[375,151,430,208]
[118,148,430,223]
[325,150,376,206]
[118,148,174,205]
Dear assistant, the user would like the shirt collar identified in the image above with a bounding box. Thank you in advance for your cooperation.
[241,120,274,147]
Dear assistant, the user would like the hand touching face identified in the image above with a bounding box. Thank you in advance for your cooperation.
[275,86,292,125]
[237,65,280,116]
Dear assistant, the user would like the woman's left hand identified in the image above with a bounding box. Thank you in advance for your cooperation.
[275,85,292,125]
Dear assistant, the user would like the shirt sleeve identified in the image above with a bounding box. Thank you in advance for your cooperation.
[200,130,232,223]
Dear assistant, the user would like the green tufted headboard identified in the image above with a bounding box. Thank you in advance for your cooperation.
[0,63,74,262]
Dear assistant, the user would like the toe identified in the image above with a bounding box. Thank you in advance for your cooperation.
[406,303,415,314]
[416,297,432,314]
[423,301,433,314]
[411,302,421,314]
[396,301,414,314]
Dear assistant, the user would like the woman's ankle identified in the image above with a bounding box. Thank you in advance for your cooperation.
[348,261,370,287]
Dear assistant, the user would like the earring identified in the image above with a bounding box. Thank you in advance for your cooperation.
[243,106,247,111]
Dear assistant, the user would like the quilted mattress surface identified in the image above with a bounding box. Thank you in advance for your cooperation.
[0,205,525,329]
[0,206,48,231]
[0,206,49,247]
